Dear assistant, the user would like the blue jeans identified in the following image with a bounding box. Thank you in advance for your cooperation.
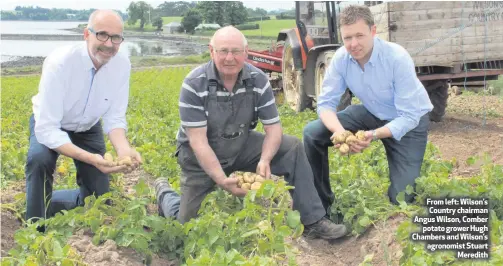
[25,114,110,224]
[303,105,429,210]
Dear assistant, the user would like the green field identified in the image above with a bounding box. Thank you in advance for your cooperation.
[124,15,295,37]
[240,19,296,37]
[162,16,182,24]
[1,68,503,265]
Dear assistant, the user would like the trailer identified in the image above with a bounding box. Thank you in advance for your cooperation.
[245,1,503,122]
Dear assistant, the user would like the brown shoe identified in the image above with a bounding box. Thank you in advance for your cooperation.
[303,217,348,240]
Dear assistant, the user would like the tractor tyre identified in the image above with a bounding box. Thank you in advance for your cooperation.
[282,42,310,112]
[314,51,352,111]
[425,80,449,122]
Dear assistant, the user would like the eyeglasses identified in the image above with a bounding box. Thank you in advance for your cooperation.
[215,49,245,57]
[88,28,124,44]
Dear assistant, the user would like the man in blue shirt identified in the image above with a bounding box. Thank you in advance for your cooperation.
[303,5,433,211]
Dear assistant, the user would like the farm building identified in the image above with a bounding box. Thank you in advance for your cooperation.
[163,22,182,34]
[195,23,221,31]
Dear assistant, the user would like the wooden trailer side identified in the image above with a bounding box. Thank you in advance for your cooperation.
[369,1,503,67]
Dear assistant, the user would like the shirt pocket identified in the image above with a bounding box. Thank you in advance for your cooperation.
[94,97,112,117]
[376,81,394,96]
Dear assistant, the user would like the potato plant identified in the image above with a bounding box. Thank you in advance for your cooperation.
[1,68,503,266]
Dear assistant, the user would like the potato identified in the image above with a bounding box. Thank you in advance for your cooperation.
[233,171,268,191]
[243,172,255,183]
[355,130,366,141]
[250,182,262,190]
[344,130,354,138]
[332,130,355,145]
[118,156,133,166]
[254,176,265,183]
[332,132,347,144]
[339,143,350,155]
[345,135,358,145]
[104,152,115,166]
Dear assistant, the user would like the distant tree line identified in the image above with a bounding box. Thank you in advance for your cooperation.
[1,1,296,34]
[0,6,126,21]
[179,1,294,34]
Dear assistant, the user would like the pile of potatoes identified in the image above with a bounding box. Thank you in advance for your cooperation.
[104,152,134,167]
[330,130,366,155]
[233,171,265,191]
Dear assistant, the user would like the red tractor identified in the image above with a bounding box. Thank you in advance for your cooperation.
[246,1,503,122]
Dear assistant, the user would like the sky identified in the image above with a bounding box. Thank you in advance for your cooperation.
[0,0,296,12]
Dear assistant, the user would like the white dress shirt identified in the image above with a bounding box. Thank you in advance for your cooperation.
[32,42,131,149]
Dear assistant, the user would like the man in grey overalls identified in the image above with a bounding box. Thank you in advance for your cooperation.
[155,26,347,240]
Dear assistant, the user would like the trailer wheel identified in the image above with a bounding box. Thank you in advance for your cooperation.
[425,80,449,122]
[314,51,352,111]
[282,42,309,112]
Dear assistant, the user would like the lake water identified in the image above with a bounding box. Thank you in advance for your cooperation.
[1,20,84,35]
[0,21,200,62]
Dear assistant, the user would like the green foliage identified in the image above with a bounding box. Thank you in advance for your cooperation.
[157,1,196,17]
[181,9,203,34]
[152,16,163,30]
[127,1,153,30]
[2,68,503,265]
[247,16,271,22]
[236,23,260,31]
[196,1,247,26]
[1,6,127,21]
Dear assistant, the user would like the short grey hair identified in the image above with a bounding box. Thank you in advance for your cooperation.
[209,26,248,47]
[87,9,124,29]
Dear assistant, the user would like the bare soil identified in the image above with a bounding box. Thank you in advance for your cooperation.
[430,95,503,176]
[294,214,406,266]
[67,230,175,266]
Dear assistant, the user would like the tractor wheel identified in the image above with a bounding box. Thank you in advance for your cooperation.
[337,89,353,112]
[424,80,449,122]
[282,42,309,112]
[314,51,352,111]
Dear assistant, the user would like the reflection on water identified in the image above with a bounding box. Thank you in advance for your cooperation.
[0,21,83,35]
[0,39,204,62]
[0,21,205,63]
[127,39,206,57]
[127,40,192,57]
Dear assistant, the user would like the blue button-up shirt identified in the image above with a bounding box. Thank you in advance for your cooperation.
[317,37,433,141]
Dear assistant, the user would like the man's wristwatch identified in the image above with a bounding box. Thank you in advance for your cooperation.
[371,130,378,141]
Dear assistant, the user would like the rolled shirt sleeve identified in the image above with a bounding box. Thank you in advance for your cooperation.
[102,62,131,134]
[256,80,280,125]
[179,79,208,128]
[316,50,348,115]
[34,60,72,149]
[385,55,426,141]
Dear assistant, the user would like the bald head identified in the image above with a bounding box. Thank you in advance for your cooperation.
[87,9,124,31]
[84,9,125,69]
[210,26,248,48]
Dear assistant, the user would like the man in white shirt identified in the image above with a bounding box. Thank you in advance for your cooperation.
[26,9,141,231]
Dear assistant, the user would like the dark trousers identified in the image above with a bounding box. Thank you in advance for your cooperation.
[302,105,429,211]
[25,114,110,223]
[174,131,326,225]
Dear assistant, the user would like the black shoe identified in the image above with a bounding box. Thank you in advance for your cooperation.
[154,177,173,217]
[303,217,348,240]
